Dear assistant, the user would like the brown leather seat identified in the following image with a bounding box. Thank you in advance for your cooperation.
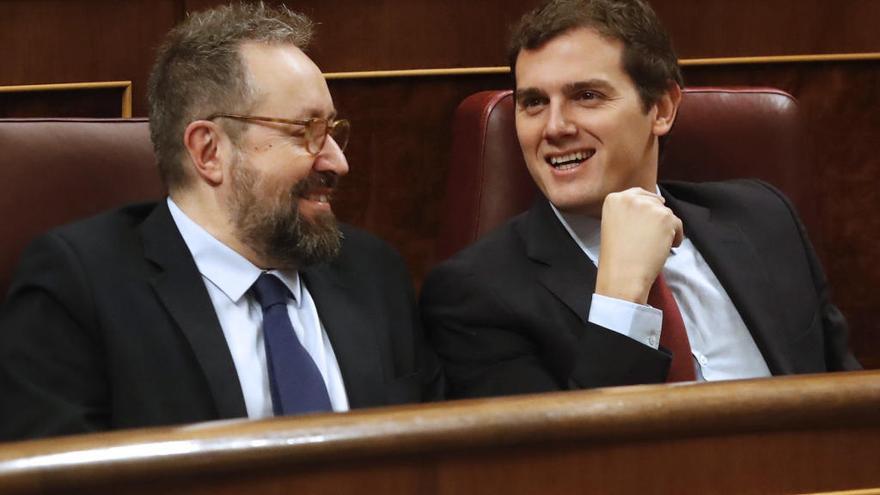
[436,87,805,261]
[0,118,164,298]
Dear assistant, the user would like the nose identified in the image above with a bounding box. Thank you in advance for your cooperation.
[543,101,576,141]
[314,136,349,176]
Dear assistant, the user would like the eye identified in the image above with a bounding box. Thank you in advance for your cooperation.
[574,90,601,102]
[517,95,548,113]
[285,125,307,138]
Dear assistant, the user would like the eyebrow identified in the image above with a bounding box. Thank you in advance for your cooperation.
[563,79,615,94]
[297,106,338,120]
[515,79,616,101]
[514,87,546,102]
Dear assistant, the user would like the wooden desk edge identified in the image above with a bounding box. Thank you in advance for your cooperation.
[0,370,877,491]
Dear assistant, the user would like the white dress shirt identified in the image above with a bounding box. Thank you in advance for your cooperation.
[550,200,771,382]
[167,198,349,417]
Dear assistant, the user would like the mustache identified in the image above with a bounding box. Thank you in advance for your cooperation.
[291,171,339,196]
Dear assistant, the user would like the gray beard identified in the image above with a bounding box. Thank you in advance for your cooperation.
[227,162,343,270]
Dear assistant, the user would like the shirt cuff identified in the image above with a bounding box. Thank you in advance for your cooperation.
[588,293,662,349]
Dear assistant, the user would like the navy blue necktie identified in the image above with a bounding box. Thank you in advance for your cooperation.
[251,272,332,415]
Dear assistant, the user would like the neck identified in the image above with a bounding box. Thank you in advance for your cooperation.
[170,190,272,269]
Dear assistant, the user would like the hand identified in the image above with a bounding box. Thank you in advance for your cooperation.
[595,187,683,304]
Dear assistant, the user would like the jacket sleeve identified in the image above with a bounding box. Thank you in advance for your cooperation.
[421,260,670,400]
[0,232,111,441]
[756,180,861,371]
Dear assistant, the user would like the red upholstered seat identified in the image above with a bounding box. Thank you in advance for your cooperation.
[436,87,805,261]
[0,118,164,297]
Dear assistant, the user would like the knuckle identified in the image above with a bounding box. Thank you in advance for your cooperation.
[604,192,623,206]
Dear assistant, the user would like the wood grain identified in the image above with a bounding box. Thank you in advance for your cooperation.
[1,371,878,494]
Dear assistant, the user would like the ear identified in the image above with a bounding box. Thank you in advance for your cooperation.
[183,120,228,186]
[652,82,682,137]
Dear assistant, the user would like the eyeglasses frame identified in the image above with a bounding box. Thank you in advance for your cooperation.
[205,113,350,155]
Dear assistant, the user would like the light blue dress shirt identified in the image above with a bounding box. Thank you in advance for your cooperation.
[550,199,771,382]
[167,198,350,417]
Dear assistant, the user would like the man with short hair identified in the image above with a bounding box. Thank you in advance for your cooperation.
[0,3,440,441]
[421,0,859,399]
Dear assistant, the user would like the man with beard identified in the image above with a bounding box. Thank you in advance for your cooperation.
[0,3,441,441]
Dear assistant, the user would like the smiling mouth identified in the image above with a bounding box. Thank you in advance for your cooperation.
[545,149,596,171]
[294,172,339,205]
[301,190,332,204]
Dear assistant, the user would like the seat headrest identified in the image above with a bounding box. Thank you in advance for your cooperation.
[0,118,164,296]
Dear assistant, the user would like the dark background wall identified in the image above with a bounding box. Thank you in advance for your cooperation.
[1,0,878,368]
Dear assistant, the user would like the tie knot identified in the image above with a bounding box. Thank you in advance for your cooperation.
[251,273,290,309]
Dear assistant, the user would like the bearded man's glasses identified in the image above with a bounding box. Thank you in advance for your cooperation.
[206,114,350,155]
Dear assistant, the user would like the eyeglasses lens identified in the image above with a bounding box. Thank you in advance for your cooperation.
[305,119,350,154]
[330,120,350,152]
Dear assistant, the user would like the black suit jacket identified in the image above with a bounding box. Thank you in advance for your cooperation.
[421,180,859,399]
[0,202,441,440]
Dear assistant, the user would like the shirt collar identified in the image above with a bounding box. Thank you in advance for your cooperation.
[166,197,303,306]
[548,186,671,265]
[549,202,602,264]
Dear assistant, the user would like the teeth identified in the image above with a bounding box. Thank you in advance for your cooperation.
[549,150,592,166]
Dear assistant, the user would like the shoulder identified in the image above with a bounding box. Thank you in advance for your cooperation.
[421,211,533,304]
[4,202,161,316]
[661,179,792,211]
[338,223,399,258]
[330,223,413,285]
[662,179,812,257]
[337,224,404,265]
[44,202,158,251]
[661,179,800,225]
[14,202,158,272]
[432,211,529,278]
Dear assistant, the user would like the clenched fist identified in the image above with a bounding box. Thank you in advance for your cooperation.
[595,187,683,304]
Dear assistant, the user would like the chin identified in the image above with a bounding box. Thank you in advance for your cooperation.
[544,188,600,214]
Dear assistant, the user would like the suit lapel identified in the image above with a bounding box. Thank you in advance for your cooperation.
[663,187,792,373]
[140,202,248,418]
[302,263,384,409]
[521,199,597,322]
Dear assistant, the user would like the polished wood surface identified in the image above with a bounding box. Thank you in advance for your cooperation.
[323,52,880,78]
[653,0,880,59]
[0,82,132,118]
[0,371,878,494]
[186,0,880,70]
[2,1,877,110]
[0,1,179,117]
[0,89,124,119]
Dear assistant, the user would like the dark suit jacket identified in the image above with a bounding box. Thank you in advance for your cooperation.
[0,202,442,440]
[421,179,859,399]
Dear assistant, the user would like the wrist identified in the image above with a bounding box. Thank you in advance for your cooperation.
[595,268,652,304]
